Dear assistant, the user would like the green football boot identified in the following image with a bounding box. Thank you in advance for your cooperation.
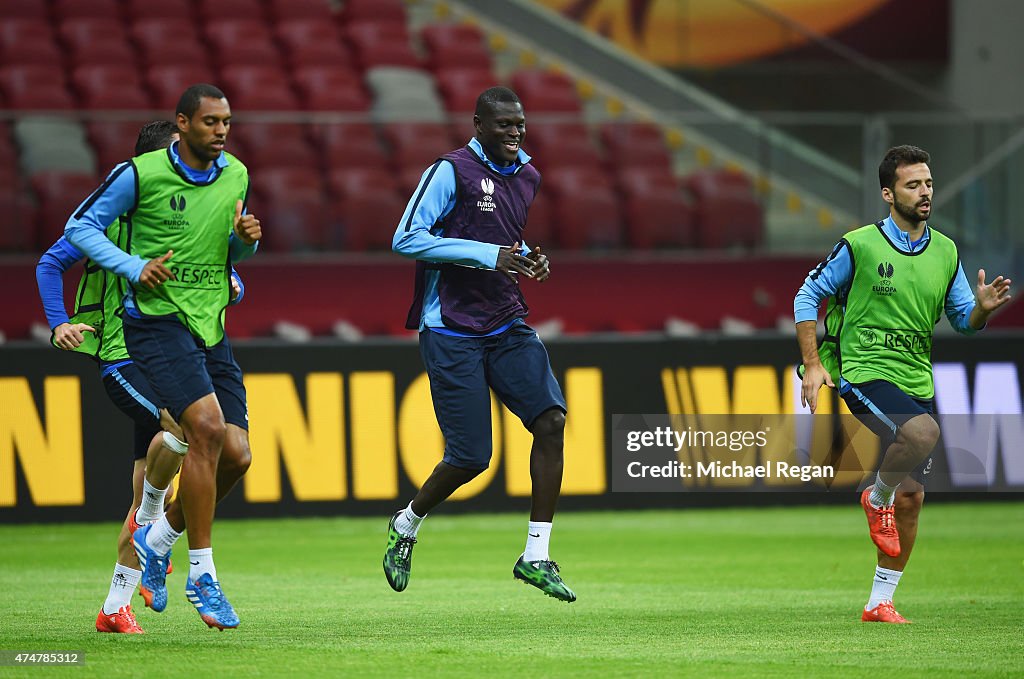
[383,512,416,592]
[513,556,576,602]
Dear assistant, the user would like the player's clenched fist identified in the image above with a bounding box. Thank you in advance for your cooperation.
[139,250,176,289]
[234,199,261,245]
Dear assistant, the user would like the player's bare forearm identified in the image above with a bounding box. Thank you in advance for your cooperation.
[796,320,821,366]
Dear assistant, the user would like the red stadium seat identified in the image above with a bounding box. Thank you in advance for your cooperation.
[509,70,581,113]
[0,0,47,20]
[267,0,335,22]
[292,66,370,111]
[124,0,194,21]
[0,20,62,68]
[326,166,399,199]
[382,122,457,173]
[340,0,407,24]
[136,37,209,70]
[52,0,121,21]
[256,198,334,252]
[30,171,100,249]
[434,69,499,115]
[420,23,492,73]
[616,166,680,196]
[529,135,603,171]
[685,170,763,249]
[523,188,553,248]
[250,168,329,251]
[64,39,137,68]
[132,20,206,67]
[346,23,420,70]
[58,19,127,49]
[146,65,217,110]
[0,64,74,108]
[230,123,318,172]
[59,19,136,70]
[335,192,405,251]
[250,168,326,202]
[353,42,422,70]
[420,23,487,51]
[599,122,673,171]
[204,21,282,67]
[275,20,352,68]
[543,168,622,249]
[220,66,299,111]
[195,0,267,23]
[623,190,695,249]
[521,122,590,155]
[315,123,391,171]
[72,65,151,109]
[87,120,152,172]
[0,190,38,252]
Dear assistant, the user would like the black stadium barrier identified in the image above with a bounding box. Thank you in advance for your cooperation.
[2,335,1022,523]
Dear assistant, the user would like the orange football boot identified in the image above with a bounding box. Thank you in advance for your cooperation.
[860,486,900,557]
[96,605,145,633]
[861,601,910,624]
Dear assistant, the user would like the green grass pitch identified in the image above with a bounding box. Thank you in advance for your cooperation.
[0,503,1021,677]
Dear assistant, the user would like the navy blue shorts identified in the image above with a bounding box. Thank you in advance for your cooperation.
[842,379,935,485]
[123,314,248,429]
[420,322,566,470]
[100,361,162,461]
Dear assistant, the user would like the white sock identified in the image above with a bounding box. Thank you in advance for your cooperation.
[188,548,217,582]
[394,502,424,538]
[523,521,552,562]
[869,473,899,508]
[136,479,167,524]
[144,515,182,556]
[866,566,903,609]
[102,563,141,615]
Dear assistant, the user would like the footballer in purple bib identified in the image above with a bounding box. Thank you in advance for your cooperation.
[387,86,574,602]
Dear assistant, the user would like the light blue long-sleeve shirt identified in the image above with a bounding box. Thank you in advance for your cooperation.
[36,236,245,330]
[392,137,532,334]
[63,142,257,299]
[794,215,978,333]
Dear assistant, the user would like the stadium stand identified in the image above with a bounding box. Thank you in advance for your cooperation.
[366,66,446,121]
[0,0,879,338]
[124,0,194,21]
[14,117,95,175]
[293,65,369,111]
[267,0,335,22]
[146,64,217,109]
[420,23,493,74]
[686,170,764,249]
[71,64,151,109]
[275,20,353,70]
[0,19,63,68]
[0,63,75,108]
[29,170,99,249]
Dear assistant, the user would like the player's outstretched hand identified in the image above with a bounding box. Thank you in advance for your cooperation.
[526,245,550,282]
[53,322,95,350]
[139,250,176,289]
[234,199,261,245]
[976,268,1012,313]
[496,241,535,282]
[800,362,835,414]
